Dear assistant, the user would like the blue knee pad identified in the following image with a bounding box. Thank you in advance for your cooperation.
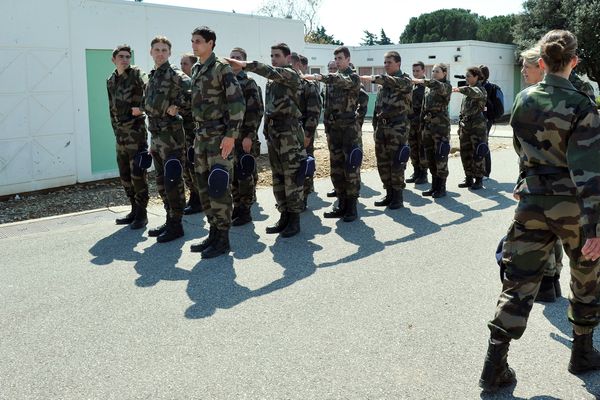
[296,154,316,186]
[208,163,229,198]
[164,156,183,191]
[346,145,363,172]
[435,141,451,161]
[393,144,410,169]
[474,142,489,161]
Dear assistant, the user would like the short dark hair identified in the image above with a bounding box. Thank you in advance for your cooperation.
[112,45,131,58]
[230,47,247,60]
[182,53,198,64]
[479,65,490,80]
[412,61,425,70]
[334,46,350,59]
[191,26,217,49]
[151,36,171,50]
[299,55,309,67]
[290,52,301,64]
[384,51,401,63]
[271,43,291,57]
[467,66,485,81]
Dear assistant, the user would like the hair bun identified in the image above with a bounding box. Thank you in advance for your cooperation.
[545,41,566,62]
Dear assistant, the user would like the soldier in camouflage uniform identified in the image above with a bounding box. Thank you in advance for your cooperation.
[179,53,203,215]
[187,27,245,259]
[107,45,150,230]
[133,36,190,243]
[323,60,338,199]
[412,63,453,198]
[360,51,413,209]
[226,43,306,237]
[292,53,322,209]
[228,47,264,226]
[307,46,362,222]
[453,67,487,190]
[406,61,428,185]
[479,30,600,393]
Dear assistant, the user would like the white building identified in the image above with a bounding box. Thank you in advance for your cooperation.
[0,0,303,196]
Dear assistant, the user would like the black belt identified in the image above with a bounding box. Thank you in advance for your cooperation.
[525,166,569,177]
[267,118,299,129]
[194,119,224,130]
[377,115,406,126]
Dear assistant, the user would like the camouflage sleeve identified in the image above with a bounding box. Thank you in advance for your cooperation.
[173,72,191,110]
[459,86,486,99]
[582,81,596,100]
[567,105,600,237]
[423,78,446,95]
[357,86,369,126]
[303,82,322,138]
[246,61,300,89]
[372,74,412,92]
[221,65,246,139]
[132,68,146,108]
[240,78,264,140]
[321,72,360,89]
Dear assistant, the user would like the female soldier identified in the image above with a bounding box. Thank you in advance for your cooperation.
[479,30,600,393]
[520,46,564,303]
[453,67,487,190]
[412,63,452,198]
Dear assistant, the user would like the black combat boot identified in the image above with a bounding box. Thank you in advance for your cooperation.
[388,190,403,210]
[266,212,289,234]
[414,168,428,185]
[130,207,148,230]
[183,192,203,215]
[343,198,358,222]
[324,197,347,219]
[232,205,252,227]
[374,189,392,207]
[554,274,562,298]
[535,275,557,303]
[156,219,184,243]
[148,216,169,237]
[280,212,300,237]
[201,229,230,259]
[479,340,517,392]
[458,176,474,188]
[422,177,439,197]
[471,177,484,190]
[569,330,600,375]
[432,178,447,198]
[190,225,217,253]
[116,197,137,225]
[326,188,337,198]
[406,167,419,183]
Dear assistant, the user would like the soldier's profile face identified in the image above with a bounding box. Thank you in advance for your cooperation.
[412,66,425,79]
[465,73,478,86]
[384,57,400,75]
[431,66,446,80]
[270,49,286,67]
[521,61,543,85]
[327,62,337,73]
[229,51,245,72]
[112,51,131,69]
[150,42,171,66]
[334,53,349,70]
[191,34,212,58]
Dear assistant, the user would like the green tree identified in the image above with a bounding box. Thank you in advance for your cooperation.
[400,9,479,43]
[572,2,600,83]
[305,26,343,45]
[477,15,516,44]
[361,30,378,46]
[378,29,392,45]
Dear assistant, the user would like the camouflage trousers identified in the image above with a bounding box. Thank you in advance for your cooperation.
[328,123,361,199]
[194,130,234,230]
[459,118,487,178]
[543,240,564,277]
[115,139,149,208]
[267,124,306,214]
[422,113,451,179]
[374,123,408,191]
[489,195,600,341]
[408,117,426,170]
[232,138,260,208]
[183,123,199,200]
[303,135,315,198]
[150,125,186,221]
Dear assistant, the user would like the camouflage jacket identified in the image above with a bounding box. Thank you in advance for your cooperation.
[372,70,413,124]
[410,82,425,120]
[179,72,193,130]
[245,61,302,122]
[321,66,361,123]
[106,65,148,137]
[458,84,487,120]
[511,74,600,237]
[143,61,190,129]
[236,70,264,140]
[569,71,595,101]
[299,79,322,138]
[191,52,245,139]
[357,87,369,127]
[422,78,452,114]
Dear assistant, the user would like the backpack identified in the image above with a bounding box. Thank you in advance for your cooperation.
[484,82,504,120]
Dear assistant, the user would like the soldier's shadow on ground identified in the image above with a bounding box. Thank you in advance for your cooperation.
[252,202,269,222]
[89,224,148,265]
[472,178,517,213]
[479,390,560,400]
[435,190,484,228]
[133,239,189,288]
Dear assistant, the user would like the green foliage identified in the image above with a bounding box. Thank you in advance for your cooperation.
[361,30,378,46]
[400,9,479,43]
[378,29,392,45]
[477,15,516,44]
[573,2,600,83]
[305,26,343,45]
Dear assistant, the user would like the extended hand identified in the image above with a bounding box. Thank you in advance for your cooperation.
[131,107,142,116]
[224,57,246,69]
[359,76,373,85]
[452,87,461,93]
